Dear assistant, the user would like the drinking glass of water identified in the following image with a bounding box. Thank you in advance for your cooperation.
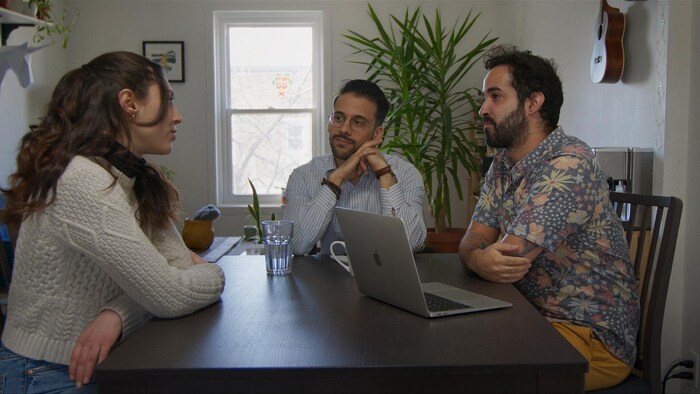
[261,220,294,275]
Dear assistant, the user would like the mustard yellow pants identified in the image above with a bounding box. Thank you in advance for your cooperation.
[552,322,632,391]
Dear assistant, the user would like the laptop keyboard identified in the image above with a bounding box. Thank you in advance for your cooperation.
[424,292,473,312]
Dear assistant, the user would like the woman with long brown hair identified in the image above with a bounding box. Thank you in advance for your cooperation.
[0,51,224,392]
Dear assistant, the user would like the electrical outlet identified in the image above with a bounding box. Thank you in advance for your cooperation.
[692,350,700,391]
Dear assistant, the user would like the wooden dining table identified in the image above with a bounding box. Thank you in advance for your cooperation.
[96,253,587,393]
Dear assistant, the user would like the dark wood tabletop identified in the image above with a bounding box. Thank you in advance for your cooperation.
[96,254,587,393]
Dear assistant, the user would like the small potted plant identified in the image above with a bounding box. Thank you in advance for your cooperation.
[28,0,77,48]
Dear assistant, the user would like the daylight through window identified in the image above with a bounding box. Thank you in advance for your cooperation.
[214,11,323,205]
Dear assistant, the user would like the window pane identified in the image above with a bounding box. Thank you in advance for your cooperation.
[231,113,312,195]
[215,11,322,206]
[229,27,313,109]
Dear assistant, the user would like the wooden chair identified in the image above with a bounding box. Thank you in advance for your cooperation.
[590,192,683,394]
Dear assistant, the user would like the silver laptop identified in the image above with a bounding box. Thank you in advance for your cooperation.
[335,207,512,318]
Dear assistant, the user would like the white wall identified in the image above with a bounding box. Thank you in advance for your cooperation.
[1,1,698,391]
[667,1,699,392]
[0,18,66,190]
[495,0,659,149]
[683,1,700,391]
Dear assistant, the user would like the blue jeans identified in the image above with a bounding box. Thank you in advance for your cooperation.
[0,344,96,394]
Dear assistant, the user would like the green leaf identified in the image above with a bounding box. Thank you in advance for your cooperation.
[248,179,263,244]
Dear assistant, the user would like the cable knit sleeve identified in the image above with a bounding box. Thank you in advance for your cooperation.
[148,219,199,269]
[48,157,225,319]
[98,218,193,336]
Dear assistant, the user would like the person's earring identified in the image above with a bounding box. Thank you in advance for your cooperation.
[130,113,136,119]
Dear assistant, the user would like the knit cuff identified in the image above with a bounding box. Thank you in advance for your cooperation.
[101,295,152,341]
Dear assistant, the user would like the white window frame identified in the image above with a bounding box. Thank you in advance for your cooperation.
[213,10,324,207]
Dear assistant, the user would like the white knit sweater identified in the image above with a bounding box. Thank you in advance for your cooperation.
[1,156,225,365]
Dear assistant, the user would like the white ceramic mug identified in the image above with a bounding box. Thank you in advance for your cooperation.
[330,241,354,276]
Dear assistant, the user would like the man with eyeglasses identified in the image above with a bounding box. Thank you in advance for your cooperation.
[284,79,427,255]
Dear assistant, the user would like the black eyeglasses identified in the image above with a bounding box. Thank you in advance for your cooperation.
[328,113,380,133]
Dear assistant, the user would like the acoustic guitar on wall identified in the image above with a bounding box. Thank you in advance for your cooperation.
[590,0,625,83]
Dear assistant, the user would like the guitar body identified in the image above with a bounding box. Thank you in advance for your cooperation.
[590,0,625,83]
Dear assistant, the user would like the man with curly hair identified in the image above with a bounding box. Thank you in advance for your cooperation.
[458,45,639,391]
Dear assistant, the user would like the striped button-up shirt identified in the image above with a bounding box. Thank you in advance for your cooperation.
[284,153,426,255]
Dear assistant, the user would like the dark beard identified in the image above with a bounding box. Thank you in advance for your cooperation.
[329,135,358,160]
[484,104,528,149]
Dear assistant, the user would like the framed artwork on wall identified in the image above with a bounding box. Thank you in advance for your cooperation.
[142,41,185,83]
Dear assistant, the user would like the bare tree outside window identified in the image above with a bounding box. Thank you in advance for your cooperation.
[215,12,322,206]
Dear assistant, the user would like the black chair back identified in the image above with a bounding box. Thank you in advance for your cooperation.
[591,192,683,394]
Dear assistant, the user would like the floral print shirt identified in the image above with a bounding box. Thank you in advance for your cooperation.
[472,127,640,366]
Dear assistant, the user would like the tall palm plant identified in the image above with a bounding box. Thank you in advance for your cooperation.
[344,4,497,232]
